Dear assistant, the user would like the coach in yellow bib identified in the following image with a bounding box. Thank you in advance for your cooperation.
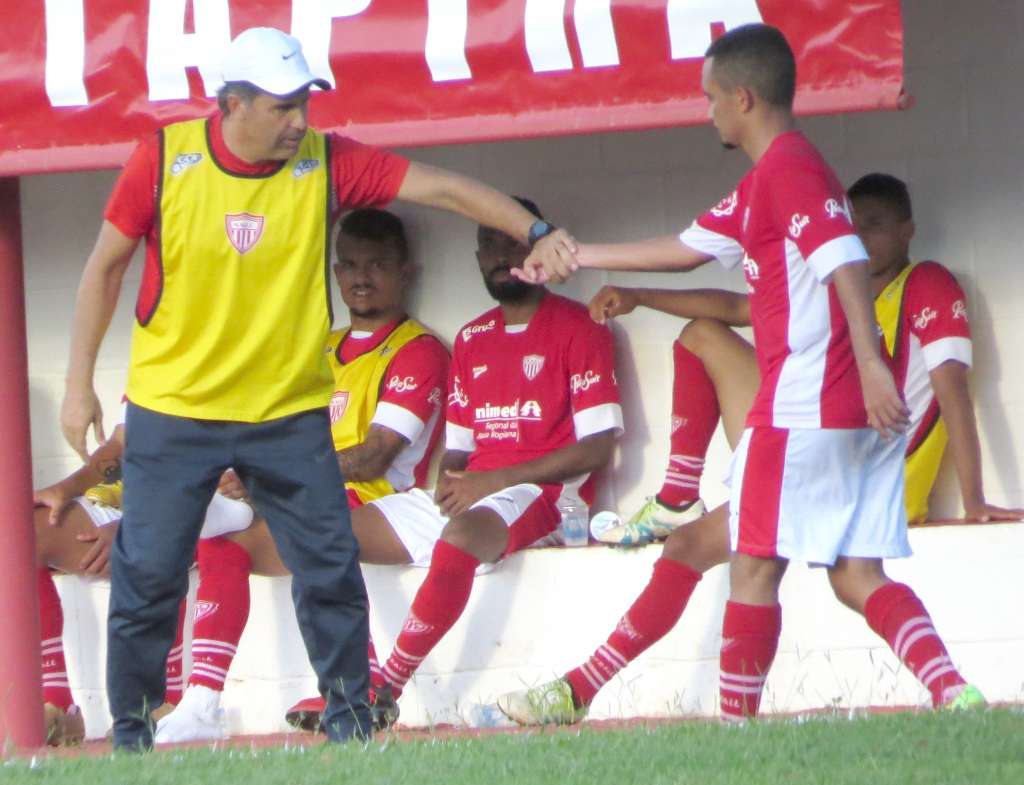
[61,27,579,751]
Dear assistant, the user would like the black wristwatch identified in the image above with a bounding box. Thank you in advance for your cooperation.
[527,220,557,247]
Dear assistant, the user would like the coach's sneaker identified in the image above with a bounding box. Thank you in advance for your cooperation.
[44,703,85,746]
[370,685,400,731]
[944,684,987,711]
[497,678,587,726]
[285,696,325,733]
[155,684,225,744]
[595,497,706,546]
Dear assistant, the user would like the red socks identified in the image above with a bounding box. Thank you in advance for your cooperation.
[382,540,480,694]
[566,558,702,706]
[38,568,73,710]
[718,601,782,721]
[657,341,720,507]
[188,538,252,692]
[865,582,966,707]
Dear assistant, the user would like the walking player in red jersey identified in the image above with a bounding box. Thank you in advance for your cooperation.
[61,27,578,749]
[504,24,985,725]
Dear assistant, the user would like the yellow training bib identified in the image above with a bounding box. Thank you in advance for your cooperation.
[327,319,432,505]
[127,118,333,422]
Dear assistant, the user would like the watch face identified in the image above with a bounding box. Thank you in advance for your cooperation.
[530,221,554,245]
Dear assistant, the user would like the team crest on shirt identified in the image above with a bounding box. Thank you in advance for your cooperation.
[193,600,219,624]
[225,213,265,255]
[522,354,545,380]
[329,391,350,423]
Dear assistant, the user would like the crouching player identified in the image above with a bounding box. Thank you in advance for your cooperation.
[350,199,623,718]
[155,208,449,742]
[597,172,1021,547]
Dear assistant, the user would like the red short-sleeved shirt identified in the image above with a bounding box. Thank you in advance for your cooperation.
[680,131,870,430]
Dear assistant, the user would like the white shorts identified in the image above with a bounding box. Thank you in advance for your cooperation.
[727,426,910,566]
[74,492,253,537]
[369,485,560,567]
[74,497,122,528]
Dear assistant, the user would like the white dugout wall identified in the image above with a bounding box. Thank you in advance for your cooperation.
[18,0,1024,736]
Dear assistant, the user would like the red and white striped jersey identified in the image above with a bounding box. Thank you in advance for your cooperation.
[445,293,622,504]
[680,131,870,429]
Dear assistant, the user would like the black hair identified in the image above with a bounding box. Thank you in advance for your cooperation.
[847,173,913,221]
[704,24,796,109]
[338,208,410,261]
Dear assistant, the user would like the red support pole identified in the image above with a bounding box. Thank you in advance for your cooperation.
[0,176,45,751]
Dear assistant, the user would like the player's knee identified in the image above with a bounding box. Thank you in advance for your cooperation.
[441,514,505,562]
[678,317,722,355]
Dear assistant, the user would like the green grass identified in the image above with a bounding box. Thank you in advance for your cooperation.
[4,710,1023,785]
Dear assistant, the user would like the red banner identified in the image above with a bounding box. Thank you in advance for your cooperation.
[0,1,903,176]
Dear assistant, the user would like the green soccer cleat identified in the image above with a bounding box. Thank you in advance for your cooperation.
[595,497,706,546]
[496,678,587,727]
[945,684,987,711]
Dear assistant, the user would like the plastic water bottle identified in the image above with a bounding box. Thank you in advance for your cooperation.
[557,490,590,547]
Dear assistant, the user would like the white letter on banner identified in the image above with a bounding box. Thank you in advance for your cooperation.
[44,0,88,107]
[425,0,471,81]
[666,0,763,60]
[147,0,232,101]
[291,0,372,89]
[574,0,619,68]
[525,0,572,73]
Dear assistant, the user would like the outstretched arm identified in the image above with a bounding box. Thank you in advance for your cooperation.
[62,221,138,458]
[397,161,577,274]
[589,285,750,325]
[930,361,1024,521]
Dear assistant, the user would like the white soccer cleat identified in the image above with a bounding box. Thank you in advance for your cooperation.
[154,684,226,744]
[595,497,706,546]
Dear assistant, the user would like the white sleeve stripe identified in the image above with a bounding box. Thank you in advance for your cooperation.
[445,422,476,452]
[573,403,624,440]
[807,234,867,282]
[678,222,745,270]
[371,402,426,444]
[922,336,972,370]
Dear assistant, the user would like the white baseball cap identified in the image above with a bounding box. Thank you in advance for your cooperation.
[221,27,331,97]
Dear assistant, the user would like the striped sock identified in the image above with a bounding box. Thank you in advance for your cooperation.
[718,601,782,722]
[188,538,252,692]
[383,541,479,695]
[566,558,702,706]
[865,582,967,707]
[657,341,719,507]
[38,568,73,710]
